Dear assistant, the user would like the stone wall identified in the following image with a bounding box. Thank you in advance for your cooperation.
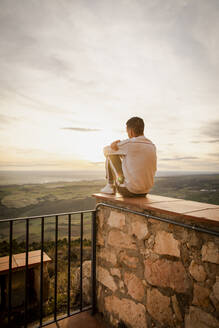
[94,199,219,328]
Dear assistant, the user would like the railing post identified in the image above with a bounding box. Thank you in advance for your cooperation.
[54,215,58,321]
[67,214,71,316]
[8,221,13,326]
[24,218,29,327]
[80,213,83,311]
[91,211,96,315]
[40,217,44,327]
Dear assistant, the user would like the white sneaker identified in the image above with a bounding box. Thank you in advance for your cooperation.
[117,176,124,185]
[100,184,115,194]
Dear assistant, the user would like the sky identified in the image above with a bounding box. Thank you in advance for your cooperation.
[0,0,219,172]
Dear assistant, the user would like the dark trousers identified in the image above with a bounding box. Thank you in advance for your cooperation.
[105,155,147,197]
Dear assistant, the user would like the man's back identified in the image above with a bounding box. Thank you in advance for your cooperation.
[104,135,157,194]
[118,136,157,193]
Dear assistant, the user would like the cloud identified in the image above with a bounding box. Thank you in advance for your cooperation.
[208,152,219,157]
[0,114,16,124]
[0,87,72,115]
[160,156,198,161]
[191,121,219,144]
[201,120,219,139]
[191,139,219,144]
[89,161,105,165]
[0,162,59,168]
[61,127,101,132]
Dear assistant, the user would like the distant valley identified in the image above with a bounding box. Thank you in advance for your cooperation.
[0,174,218,221]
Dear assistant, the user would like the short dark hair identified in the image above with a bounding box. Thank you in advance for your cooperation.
[126,117,144,136]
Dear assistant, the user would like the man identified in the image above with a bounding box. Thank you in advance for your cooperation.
[101,116,157,197]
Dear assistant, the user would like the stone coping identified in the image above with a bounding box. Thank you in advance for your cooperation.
[92,193,219,227]
[0,250,52,274]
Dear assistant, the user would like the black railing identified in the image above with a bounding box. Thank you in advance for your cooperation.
[0,209,96,327]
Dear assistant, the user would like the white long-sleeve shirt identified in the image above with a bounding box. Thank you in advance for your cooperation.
[103,135,157,194]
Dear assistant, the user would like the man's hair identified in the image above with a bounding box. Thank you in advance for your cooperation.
[126,117,144,136]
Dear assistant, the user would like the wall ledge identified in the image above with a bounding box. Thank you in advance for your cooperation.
[92,193,219,227]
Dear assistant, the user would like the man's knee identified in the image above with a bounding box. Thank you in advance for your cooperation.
[103,146,111,157]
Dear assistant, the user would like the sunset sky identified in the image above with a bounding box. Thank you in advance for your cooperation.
[0,0,218,172]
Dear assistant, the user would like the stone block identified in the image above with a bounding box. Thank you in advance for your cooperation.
[153,231,180,257]
[187,232,201,248]
[108,211,125,229]
[147,288,174,326]
[130,219,148,240]
[210,276,219,312]
[108,230,136,249]
[189,260,207,282]
[192,283,211,308]
[110,268,121,278]
[171,295,183,322]
[201,242,219,264]
[105,295,147,328]
[98,248,117,265]
[97,284,102,301]
[98,211,105,230]
[97,230,104,246]
[212,276,219,301]
[147,235,155,248]
[144,258,190,293]
[97,266,117,292]
[210,293,219,313]
[119,280,124,290]
[73,260,92,304]
[118,250,139,268]
[124,272,145,302]
[185,306,219,328]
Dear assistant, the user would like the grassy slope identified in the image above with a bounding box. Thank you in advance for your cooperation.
[151,174,219,205]
[0,174,218,241]
[0,180,105,219]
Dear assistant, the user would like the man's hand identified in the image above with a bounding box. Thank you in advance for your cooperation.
[110,140,121,151]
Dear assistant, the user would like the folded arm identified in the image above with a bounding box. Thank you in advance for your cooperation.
[103,139,128,156]
[110,139,121,151]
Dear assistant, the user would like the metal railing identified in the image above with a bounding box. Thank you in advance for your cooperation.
[95,202,219,237]
[0,209,96,327]
[0,201,218,327]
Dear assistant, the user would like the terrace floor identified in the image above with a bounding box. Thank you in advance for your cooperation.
[47,311,109,328]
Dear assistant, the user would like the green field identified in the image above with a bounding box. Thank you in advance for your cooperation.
[151,173,219,204]
[0,174,218,242]
[0,180,103,242]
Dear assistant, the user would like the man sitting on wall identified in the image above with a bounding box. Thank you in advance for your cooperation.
[101,116,157,197]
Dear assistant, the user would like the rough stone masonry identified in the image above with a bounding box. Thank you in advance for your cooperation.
[94,200,219,328]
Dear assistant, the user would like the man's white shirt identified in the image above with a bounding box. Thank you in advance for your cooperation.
[103,136,157,194]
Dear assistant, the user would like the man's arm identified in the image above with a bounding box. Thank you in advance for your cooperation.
[103,138,129,157]
[110,140,121,151]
